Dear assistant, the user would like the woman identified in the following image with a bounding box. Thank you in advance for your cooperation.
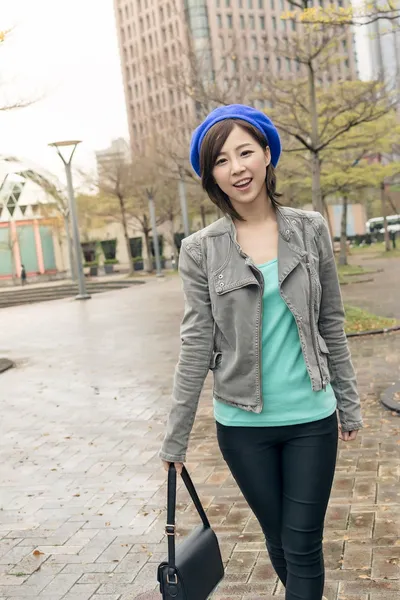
[159,104,363,600]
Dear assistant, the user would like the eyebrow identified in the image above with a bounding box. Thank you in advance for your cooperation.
[217,143,253,156]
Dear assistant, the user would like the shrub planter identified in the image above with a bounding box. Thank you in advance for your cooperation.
[104,259,118,274]
[133,259,144,271]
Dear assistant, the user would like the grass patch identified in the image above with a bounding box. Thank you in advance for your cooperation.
[350,243,400,258]
[337,263,375,285]
[344,304,398,334]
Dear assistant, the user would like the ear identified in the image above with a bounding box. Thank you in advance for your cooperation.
[265,147,271,167]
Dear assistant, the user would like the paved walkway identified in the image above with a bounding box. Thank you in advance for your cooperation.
[0,278,399,600]
[343,255,400,319]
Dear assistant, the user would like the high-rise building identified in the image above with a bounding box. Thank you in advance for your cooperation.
[114,0,358,154]
[368,18,400,89]
[95,138,131,177]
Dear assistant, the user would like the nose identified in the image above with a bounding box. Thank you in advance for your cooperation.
[230,156,245,175]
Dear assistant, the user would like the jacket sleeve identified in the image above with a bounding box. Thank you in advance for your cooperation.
[159,239,214,463]
[316,216,363,432]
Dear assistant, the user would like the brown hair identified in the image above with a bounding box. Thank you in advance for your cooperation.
[199,119,281,221]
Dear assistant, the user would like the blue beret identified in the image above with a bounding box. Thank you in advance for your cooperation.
[189,104,281,177]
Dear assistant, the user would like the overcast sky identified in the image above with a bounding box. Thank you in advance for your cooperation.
[1,0,370,182]
[0,0,128,180]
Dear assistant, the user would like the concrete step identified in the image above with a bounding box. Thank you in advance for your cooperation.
[0,281,145,308]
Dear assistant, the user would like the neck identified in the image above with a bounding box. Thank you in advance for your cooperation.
[233,196,277,227]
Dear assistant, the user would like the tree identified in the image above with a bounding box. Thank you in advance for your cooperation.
[316,113,400,261]
[254,11,395,214]
[95,157,136,276]
[0,29,39,111]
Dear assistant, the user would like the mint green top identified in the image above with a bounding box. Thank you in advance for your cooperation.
[214,258,337,427]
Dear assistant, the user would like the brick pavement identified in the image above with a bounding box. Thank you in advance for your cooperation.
[0,278,399,600]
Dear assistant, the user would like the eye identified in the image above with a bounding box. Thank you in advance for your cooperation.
[241,150,253,157]
[215,158,226,166]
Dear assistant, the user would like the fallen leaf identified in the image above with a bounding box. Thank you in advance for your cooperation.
[33,550,44,557]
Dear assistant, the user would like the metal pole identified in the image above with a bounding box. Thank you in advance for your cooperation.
[178,168,190,238]
[64,163,91,299]
[147,191,163,277]
[63,212,76,281]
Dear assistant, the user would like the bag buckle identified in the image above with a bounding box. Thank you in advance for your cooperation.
[165,524,175,536]
[167,573,178,585]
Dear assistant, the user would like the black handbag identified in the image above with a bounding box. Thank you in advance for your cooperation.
[157,464,224,600]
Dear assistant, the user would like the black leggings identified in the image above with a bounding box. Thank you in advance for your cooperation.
[217,411,338,600]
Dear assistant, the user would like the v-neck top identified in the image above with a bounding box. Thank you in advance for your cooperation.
[214,258,337,427]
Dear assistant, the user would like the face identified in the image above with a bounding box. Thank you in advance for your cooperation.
[212,125,271,209]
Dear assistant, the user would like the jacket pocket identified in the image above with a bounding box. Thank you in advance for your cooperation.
[214,276,257,295]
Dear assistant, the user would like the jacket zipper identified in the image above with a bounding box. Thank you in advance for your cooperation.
[232,236,264,411]
[306,258,325,390]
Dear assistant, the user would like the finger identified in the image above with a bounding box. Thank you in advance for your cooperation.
[341,431,350,442]
[176,463,183,475]
[348,430,358,441]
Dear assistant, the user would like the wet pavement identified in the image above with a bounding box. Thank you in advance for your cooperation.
[343,255,400,320]
[0,276,399,600]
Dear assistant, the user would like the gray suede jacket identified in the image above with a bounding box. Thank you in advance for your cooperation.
[160,206,363,463]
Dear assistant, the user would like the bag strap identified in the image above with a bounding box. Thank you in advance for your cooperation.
[166,464,211,584]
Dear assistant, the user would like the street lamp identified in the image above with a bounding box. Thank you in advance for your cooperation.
[49,140,90,300]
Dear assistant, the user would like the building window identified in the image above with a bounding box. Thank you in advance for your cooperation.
[286,57,291,71]
[226,0,231,6]
[259,0,264,6]
[227,14,233,28]
[277,57,281,71]
[160,6,164,21]
[217,14,222,28]
[239,0,243,7]
[291,19,296,31]
[345,58,349,68]
[248,0,253,7]
[254,56,260,69]
[264,56,269,70]
[280,0,284,8]
[240,15,245,29]
[219,35,225,49]
[252,35,257,51]
[249,15,255,29]
[272,16,277,29]
[260,15,265,29]
[280,18,286,30]
[270,0,275,8]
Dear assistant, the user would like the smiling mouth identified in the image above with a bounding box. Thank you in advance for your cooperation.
[233,178,252,189]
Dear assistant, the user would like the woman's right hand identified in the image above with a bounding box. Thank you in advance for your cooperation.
[162,460,184,475]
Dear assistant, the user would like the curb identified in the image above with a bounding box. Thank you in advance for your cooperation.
[381,381,400,414]
[0,358,14,374]
[346,325,400,338]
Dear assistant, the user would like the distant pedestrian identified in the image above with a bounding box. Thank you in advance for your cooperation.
[160,104,363,600]
[20,265,27,286]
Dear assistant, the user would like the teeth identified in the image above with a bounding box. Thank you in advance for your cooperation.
[235,179,251,187]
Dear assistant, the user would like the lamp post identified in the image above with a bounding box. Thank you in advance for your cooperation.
[49,140,90,300]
